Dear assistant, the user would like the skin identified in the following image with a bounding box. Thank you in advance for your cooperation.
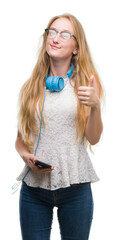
[15,17,103,173]
[46,17,78,77]
[78,75,103,145]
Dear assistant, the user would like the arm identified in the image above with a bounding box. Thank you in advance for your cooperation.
[15,131,54,172]
[78,75,103,145]
[85,102,103,145]
[15,131,31,162]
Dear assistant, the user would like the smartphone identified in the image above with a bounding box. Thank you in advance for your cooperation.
[35,160,52,169]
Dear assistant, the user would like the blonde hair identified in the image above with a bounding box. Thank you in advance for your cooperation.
[18,13,103,152]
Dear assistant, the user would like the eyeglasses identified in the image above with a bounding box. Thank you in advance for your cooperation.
[45,28,76,40]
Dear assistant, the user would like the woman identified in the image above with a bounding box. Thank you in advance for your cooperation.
[16,13,103,240]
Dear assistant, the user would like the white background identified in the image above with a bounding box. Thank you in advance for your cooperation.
[0,0,118,239]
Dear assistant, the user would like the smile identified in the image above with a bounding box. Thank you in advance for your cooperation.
[51,45,61,49]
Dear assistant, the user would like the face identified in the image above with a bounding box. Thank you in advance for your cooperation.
[46,18,78,61]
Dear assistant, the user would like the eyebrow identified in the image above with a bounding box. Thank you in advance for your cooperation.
[50,27,71,33]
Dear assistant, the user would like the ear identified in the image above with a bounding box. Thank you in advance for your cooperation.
[72,47,79,55]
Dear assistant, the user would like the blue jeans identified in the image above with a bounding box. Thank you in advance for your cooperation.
[19,181,94,240]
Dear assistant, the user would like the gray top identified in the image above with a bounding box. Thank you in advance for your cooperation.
[17,79,99,190]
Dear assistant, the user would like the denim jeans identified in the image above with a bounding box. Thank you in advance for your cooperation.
[19,181,94,240]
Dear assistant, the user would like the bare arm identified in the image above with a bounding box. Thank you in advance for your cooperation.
[15,131,31,162]
[78,75,103,145]
[85,102,103,145]
[15,131,54,173]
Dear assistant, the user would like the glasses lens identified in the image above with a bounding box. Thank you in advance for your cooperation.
[61,32,70,39]
[45,29,73,40]
[48,29,56,37]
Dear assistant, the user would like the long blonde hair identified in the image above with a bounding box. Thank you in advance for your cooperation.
[18,13,103,152]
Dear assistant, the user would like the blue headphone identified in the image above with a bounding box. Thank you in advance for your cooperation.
[46,63,74,92]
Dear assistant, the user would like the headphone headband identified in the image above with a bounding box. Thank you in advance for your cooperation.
[67,63,74,78]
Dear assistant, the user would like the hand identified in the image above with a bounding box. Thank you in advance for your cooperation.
[78,75,100,109]
[23,153,54,173]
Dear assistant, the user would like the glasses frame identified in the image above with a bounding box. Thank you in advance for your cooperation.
[45,28,76,40]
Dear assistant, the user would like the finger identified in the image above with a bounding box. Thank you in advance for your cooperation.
[80,101,89,106]
[78,91,89,96]
[78,96,89,101]
[28,159,34,169]
[78,86,88,91]
[39,168,53,173]
[41,167,54,171]
[29,157,38,164]
[88,75,94,87]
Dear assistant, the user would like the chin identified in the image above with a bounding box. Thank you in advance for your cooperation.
[48,52,63,60]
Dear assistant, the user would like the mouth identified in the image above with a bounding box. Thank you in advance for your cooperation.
[51,45,61,50]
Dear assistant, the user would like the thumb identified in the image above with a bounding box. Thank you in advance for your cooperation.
[88,75,94,87]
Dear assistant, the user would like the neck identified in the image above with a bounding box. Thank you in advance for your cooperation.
[49,58,71,77]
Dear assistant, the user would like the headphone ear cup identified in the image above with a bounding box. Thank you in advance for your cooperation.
[46,76,64,91]
[46,63,74,92]
[46,76,54,91]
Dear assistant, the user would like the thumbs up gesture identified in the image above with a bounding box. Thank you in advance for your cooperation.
[78,75,100,109]
[88,75,94,87]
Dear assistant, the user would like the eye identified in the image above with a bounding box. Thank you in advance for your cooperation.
[61,32,71,39]
[48,29,56,37]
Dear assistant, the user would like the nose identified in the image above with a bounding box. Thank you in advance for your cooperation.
[53,32,60,42]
